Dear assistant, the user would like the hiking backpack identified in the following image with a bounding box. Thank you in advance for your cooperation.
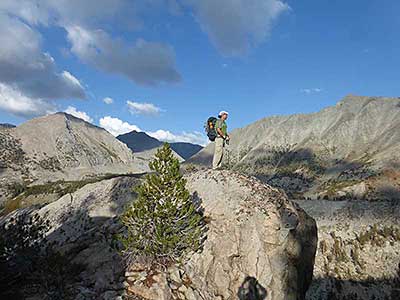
[205,116,218,141]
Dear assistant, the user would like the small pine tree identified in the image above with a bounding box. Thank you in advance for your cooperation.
[119,143,205,266]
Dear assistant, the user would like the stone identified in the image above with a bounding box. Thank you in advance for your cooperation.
[0,170,317,300]
[168,267,182,283]
[182,170,317,300]
[102,290,118,300]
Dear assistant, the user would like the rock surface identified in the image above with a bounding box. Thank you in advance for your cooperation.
[180,170,317,300]
[1,170,317,300]
[123,171,318,300]
[296,199,400,300]
[0,175,140,300]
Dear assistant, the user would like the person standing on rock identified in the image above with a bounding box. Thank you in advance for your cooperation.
[212,111,230,170]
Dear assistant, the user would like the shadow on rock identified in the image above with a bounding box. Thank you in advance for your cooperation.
[0,176,142,300]
[237,276,267,300]
[307,276,400,300]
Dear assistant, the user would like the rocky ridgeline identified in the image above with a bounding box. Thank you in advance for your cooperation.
[0,170,317,300]
[187,95,400,200]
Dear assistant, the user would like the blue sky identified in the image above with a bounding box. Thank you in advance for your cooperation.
[0,1,399,145]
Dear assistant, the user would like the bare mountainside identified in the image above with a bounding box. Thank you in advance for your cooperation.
[188,95,400,200]
[0,113,144,203]
[296,199,400,299]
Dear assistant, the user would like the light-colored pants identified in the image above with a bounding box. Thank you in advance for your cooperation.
[212,137,224,169]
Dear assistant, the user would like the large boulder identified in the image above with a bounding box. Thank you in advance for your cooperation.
[1,170,317,300]
[182,170,318,300]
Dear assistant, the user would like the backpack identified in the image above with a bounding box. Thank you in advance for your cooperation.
[205,116,218,141]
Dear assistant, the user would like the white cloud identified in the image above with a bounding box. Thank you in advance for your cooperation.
[62,71,84,90]
[99,116,141,136]
[127,101,162,116]
[185,0,290,56]
[0,12,85,118]
[103,97,114,104]
[0,13,86,101]
[64,106,93,123]
[0,0,52,26]
[301,88,323,94]
[66,25,181,86]
[0,83,56,118]
[0,0,135,28]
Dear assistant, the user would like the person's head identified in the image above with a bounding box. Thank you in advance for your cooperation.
[218,110,229,121]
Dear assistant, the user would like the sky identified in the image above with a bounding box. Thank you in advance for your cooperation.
[1,1,400,146]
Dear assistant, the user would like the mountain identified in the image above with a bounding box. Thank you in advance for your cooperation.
[117,130,161,152]
[188,95,400,200]
[117,130,203,160]
[170,142,203,160]
[0,123,16,129]
[0,113,144,204]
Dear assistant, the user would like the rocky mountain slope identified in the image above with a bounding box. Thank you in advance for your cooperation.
[188,95,400,200]
[0,113,144,205]
[296,199,400,300]
[117,130,203,160]
[0,170,317,300]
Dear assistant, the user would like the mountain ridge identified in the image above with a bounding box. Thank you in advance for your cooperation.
[0,112,143,204]
[117,130,203,160]
[188,95,400,200]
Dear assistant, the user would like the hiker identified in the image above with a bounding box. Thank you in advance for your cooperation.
[212,111,229,170]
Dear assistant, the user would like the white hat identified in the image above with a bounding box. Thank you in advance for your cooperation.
[218,110,229,117]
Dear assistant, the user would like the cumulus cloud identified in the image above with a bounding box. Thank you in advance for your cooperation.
[103,97,114,104]
[185,0,289,56]
[0,12,85,117]
[301,88,323,94]
[0,0,52,26]
[0,0,179,121]
[64,106,93,123]
[66,26,181,86]
[99,116,141,136]
[0,83,56,118]
[127,101,162,116]
[0,14,85,100]
[0,0,135,28]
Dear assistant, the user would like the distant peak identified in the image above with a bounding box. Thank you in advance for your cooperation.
[17,112,103,131]
[0,123,16,128]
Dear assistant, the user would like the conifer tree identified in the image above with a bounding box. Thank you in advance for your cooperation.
[119,143,204,266]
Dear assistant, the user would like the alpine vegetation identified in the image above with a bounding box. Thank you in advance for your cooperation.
[119,143,205,267]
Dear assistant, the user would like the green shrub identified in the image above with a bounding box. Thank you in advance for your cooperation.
[119,143,205,267]
[8,182,27,198]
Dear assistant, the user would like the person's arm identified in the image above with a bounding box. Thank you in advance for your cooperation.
[217,128,229,140]
[216,127,225,138]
